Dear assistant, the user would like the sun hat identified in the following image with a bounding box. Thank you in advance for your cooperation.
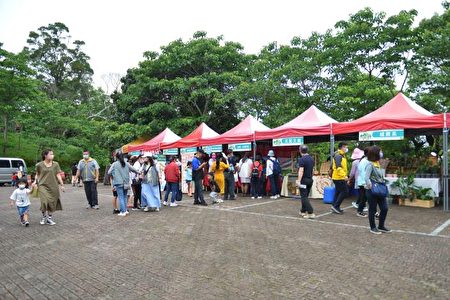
[268,150,275,157]
[351,148,364,160]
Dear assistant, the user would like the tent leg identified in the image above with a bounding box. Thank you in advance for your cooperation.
[330,134,335,159]
[443,127,449,212]
[253,141,257,161]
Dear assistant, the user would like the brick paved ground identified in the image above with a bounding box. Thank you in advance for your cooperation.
[0,184,449,299]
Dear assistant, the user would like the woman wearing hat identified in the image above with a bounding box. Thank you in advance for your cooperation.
[349,148,364,210]
[140,155,161,212]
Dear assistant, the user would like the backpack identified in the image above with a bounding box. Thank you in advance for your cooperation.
[251,162,261,179]
[272,159,282,176]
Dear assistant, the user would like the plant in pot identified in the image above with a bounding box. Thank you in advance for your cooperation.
[391,174,417,200]
[392,175,435,208]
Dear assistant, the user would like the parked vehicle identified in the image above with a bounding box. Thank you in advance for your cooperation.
[0,157,27,185]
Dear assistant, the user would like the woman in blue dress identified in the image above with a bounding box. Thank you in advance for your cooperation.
[141,155,161,212]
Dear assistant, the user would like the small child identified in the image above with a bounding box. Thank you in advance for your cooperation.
[10,178,35,227]
[208,172,223,204]
[11,172,18,187]
[185,161,193,197]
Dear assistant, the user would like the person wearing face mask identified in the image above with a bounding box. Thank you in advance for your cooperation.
[10,178,36,226]
[35,149,65,225]
[76,150,100,209]
[331,142,349,214]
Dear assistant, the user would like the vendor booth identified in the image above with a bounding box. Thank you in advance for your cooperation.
[333,93,449,211]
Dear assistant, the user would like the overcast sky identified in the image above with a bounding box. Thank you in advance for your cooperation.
[0,0,445,90]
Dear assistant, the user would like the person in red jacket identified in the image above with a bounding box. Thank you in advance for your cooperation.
[163,156,181,207]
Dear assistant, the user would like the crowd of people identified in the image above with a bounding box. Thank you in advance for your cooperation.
[8,144,390,235]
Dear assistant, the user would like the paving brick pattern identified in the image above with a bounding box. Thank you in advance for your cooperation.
[0,185,449,299]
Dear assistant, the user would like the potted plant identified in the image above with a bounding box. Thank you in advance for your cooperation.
[392,175,435,208]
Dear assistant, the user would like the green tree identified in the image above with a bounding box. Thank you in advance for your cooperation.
[115,32,250,136]
[408,3,450,112]
[0,44,40,154]
[24,22,94,102]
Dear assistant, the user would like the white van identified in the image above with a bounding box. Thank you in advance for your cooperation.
[0,157,27,185]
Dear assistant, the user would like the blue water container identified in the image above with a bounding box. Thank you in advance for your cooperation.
[323,186,335,204]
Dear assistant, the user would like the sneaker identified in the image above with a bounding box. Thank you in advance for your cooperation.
[370,228,382,235]
[217,199,224,203]
[131,207,139,211]
[331,206,342,214]
[86,204,91,209]
[356,212,367,217]
[25,221,29,227]
[93,205,99,210]
[270,196,277,199]
[143,207,149,212]
[352,201,358,209]
[257,196,262,199]
[304,213,316,219]
[299,212,307,217]
[378,227,391,233]
[155,208,160,212]
[118,212,127,217]
[113,209,120,214]
[169,202,178,207]
[163,201,168,206]
[251,197,255,199]
[193,202,200,205]
[125,210,130,215]
[40,217,46,225]
[363,207,368,212]
[199,202,208,206]
[276,194,281,199]
[21,221,26,226]
[46,218,56,226]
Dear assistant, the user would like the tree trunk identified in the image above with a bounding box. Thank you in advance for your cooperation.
[2,114,7,155]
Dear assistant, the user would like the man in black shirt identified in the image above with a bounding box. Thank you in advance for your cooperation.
[297,145,315,219]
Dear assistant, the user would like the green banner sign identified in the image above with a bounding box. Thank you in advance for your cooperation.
[203,145,222,154]
[162,148,178,155]
[180,147,197,154]
[359,129,404,141]
[273,137,304,147]
[129,151,141,156]
[228,143,252,152]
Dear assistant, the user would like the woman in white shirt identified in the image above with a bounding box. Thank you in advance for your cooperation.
[238,153,253,196]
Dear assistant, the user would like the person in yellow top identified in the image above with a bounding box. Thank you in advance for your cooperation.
[210,156,229,195]
[331,142,349,214]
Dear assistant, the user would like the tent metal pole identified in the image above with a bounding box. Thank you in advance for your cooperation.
[253,134,257,162]
[330,124,335,159]
[443,112,449,212]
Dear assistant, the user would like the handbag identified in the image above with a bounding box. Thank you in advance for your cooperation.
[176,188,183,201]
[370,180,388,197]
[31,186,39,198]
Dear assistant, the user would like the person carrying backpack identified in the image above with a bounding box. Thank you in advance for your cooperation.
[266,150,281,199]
[250,154,264,199]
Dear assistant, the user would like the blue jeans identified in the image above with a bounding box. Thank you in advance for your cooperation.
[268,174,279,196]
[251,177,263,197]
[115,185,127,213]
[164,182,179,203]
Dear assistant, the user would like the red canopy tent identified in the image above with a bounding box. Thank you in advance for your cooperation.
[255,105,337,140]
[161,123,219,149]
[333,93,445,135]
[128,128,181,152]
[199,115,270,146]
